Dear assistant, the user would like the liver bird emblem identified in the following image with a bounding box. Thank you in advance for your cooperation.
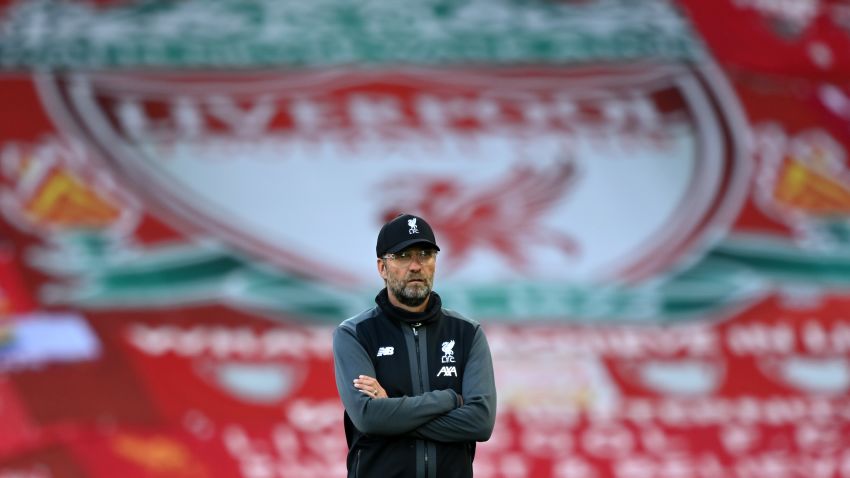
[378,159,580,272]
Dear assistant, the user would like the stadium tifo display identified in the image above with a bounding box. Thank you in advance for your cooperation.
[2,0,850,476]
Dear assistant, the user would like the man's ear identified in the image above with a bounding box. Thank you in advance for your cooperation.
[377,258,387,280]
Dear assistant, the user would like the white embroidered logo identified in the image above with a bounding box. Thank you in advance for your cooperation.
[437,366,457,377]
[441,340,456,363]
[377,346,394,357]
[408,218,418,234]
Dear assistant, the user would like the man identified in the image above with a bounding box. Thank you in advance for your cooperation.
[333,213,497,478]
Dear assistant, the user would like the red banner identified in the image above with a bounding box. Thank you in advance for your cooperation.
[2,1,850,477]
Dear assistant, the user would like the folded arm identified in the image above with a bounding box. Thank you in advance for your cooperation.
[408,326,497,442]
[333,324,461,435]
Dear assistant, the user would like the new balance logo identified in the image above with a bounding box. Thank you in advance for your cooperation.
[437,366,457,377]
[377,346,394,357]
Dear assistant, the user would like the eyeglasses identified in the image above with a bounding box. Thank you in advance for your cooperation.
[382,249,438,266]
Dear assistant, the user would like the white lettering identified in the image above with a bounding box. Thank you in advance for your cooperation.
[437,366,457,377]
[720,424,760,455]
[173,96,204,137]
[126,324,333,358]
[349,95,405,129]
[115,84,672,149]
[727,324,795,355]
[207,94,276,137]
[290,98,338,132]
[521,429,573,458]
[486,325,718,359]
[581,424,634,459]
[803,321,850,354]
[553,457,598,478]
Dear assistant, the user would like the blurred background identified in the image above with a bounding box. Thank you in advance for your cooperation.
[2,0,850,476]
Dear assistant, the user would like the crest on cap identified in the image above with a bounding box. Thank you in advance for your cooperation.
[376,213,440,257]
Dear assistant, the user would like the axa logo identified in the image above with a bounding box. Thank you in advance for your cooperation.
[437,366,457,377]
[408,218,418,234]
[441,340,455,363]
[376,346,394,357]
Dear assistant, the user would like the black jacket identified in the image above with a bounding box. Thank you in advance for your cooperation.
[333,290,497,478]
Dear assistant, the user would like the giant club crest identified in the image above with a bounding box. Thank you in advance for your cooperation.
[37,63,748,288]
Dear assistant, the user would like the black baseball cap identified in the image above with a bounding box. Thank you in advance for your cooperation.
[376,214,440,257]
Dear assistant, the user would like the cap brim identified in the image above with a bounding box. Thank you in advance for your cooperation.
[384,239,440,255]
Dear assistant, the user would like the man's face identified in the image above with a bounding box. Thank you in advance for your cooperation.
[378,247,438,308]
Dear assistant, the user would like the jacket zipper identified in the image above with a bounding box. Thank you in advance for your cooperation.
[412,323,425,393]
[355,449,361,478]
[412,323,428,478]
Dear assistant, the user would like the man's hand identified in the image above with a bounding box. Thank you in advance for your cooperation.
[353,375,387,399]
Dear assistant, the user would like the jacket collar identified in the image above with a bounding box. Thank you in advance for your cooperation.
[375,288,441,326]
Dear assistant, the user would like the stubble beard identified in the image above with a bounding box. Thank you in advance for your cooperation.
[388,276,433,307]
